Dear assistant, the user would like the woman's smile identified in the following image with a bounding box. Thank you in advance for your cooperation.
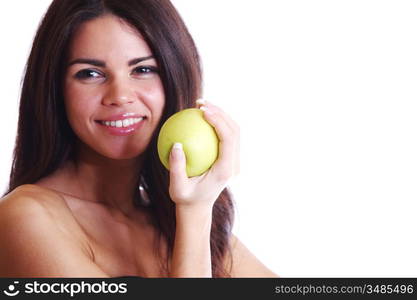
[95,113,147,136]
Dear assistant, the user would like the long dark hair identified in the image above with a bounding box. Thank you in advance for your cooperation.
[5,0,234,277]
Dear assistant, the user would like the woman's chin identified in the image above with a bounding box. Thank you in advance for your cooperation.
[77,143,145,162]
[100,149,145,160]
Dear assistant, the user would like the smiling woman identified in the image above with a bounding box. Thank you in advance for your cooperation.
[64,15,164,159]
[0,0,277,278]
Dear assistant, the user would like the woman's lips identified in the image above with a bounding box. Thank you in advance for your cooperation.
[95,117,146,136]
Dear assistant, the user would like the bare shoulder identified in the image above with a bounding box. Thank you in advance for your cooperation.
[0,184,78,233]
[0,184,107,277]
[2,183,62,201]
[225,234,279,278]
[0,184,65,220]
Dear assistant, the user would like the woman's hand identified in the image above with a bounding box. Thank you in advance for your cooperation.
[168,99,240,210]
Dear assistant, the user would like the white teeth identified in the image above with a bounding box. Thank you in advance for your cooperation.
[101,117,144,128]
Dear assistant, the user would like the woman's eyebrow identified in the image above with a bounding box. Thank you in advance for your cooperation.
[68,56,154,67]
[68,58,105,67]
[128,55,154,66]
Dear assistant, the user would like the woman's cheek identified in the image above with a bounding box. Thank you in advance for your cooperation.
[138,80,165,119]
[65,89,99,131]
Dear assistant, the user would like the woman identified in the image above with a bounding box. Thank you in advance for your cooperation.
[0,0,277,278]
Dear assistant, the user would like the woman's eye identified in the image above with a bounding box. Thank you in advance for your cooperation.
[74,69,103,79]
[132,66,159,76]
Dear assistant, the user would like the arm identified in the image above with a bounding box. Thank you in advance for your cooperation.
[170,206,213,277]
[0,188,108,277]
[168,100,239,277]
[168,142,215,277]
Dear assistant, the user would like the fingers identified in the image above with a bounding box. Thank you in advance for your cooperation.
[195,99,240,183]
[196,99,239,133]
[168,100,240,207]
[196,99,238,145]
[168,143,188,197]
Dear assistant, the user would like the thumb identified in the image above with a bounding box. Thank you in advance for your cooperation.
[169,142,188,191]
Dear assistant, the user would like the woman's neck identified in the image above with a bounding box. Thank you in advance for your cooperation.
[48,144,144,217]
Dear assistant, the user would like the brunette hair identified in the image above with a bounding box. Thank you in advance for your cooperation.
[5,0,234,277]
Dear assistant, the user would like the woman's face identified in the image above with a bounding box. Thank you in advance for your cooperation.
[64,14,165,160]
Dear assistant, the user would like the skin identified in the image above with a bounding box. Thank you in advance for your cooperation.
[61,14,165,215]
[0,14,277,278]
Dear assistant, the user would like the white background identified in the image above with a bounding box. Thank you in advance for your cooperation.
[1,1,416,277]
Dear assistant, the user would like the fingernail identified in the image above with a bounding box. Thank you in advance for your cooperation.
[199,105,212,114]
[171,142,184,159]
[172,142,183,150]
[196,98,206,106]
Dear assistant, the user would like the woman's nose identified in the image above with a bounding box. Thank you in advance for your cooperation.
[102,78,135,106]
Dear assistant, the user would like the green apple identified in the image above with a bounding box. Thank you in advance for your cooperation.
[157,108,219,177]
